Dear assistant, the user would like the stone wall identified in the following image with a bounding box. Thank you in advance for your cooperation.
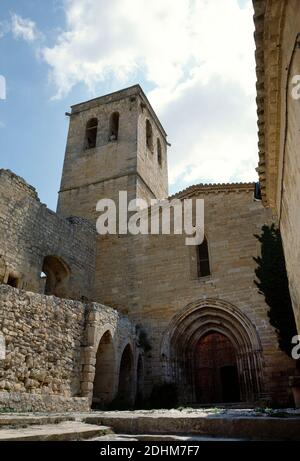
[276,1,300,333]
[0,285,138,412]
[253,0,300,332]
[93,184,295,404]
[0,285,86,409]
[0,169,96,301]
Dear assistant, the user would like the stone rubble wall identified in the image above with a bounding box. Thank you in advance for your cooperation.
[0,285,136,412]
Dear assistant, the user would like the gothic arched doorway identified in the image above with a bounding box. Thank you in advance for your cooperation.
[195,332,240,404]
[161,299,264,405]
[92,331,116,409]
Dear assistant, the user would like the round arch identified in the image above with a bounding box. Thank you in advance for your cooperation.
[161,299,264,404]
[116,343,134,408]
[42,255,70,298]
[92,330,116,409]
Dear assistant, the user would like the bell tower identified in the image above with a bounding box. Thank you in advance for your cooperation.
[57,84,169,309]
[57,84,169,222]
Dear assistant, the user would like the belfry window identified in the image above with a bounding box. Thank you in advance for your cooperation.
[85,118,98,149]
[197,237,211,277]
[146,119,153,152]
[109,112,119,141]
[157,138,162,166]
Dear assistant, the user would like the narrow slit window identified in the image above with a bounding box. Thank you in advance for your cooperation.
[157,138,162,166]
[146,119,153,152]
[197,237,211,277]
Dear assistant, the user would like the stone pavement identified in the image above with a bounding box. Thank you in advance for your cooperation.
[0,408,300,441]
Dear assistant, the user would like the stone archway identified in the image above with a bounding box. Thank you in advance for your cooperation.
[116,344,134,408]
[161,299,264,404]
[42,255,70,298]
[92,330,116,409]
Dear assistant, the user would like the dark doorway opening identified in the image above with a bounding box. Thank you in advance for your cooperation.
[116,344,134,408]
[220,365,240,403]
[92,331,115,409]
[195,332,240,404]
[7,275,19,288]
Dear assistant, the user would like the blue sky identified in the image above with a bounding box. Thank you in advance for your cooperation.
[0,0,257,211]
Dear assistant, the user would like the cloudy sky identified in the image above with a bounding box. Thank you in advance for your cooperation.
[0,0,258,210]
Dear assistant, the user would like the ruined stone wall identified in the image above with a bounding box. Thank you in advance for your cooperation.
[0,285,87,411]
[0,169,96,301]
[0,285,138,412]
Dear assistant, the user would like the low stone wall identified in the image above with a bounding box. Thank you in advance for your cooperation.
[0,285,138,412]
[0,285,86,400]
[0,393,89,413]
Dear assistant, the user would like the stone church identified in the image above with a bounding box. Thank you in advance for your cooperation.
[0,82,296,412]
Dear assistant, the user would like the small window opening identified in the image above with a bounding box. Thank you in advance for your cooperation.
[109,112,119,141]
[85,118,98,149]
[7,275,19,288]
[197,237,211,277]
[146,119,153,152]
[157,138,162,166]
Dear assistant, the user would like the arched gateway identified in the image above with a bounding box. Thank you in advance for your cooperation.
[161,299,265,404]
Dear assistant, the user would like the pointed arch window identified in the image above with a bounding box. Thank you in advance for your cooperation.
[197,237,211,277]
[85,118,98,149]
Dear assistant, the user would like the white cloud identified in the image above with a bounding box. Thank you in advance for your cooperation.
[41,0,258,188]
[11,13,38,42]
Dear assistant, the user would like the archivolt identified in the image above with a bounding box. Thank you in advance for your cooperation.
[161,299,265,403]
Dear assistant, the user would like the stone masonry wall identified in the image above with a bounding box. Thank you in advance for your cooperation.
[276,0,300,333]
[253,0,300,333]
[0,169,96,301]
[0,285,86,408]
[94,185,296,404]
[0,284,137,412]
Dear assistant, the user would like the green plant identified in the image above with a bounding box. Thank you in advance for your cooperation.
[254,224,298,359]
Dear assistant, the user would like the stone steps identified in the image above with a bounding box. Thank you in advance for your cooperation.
[0,420,112,441]
[0,414,74,427]
[91,433,247,441]
[84,412,300,441]
[1,410,300,441]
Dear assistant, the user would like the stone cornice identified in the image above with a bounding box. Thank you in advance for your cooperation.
[170,182,255,199]
[253,0,286,209]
